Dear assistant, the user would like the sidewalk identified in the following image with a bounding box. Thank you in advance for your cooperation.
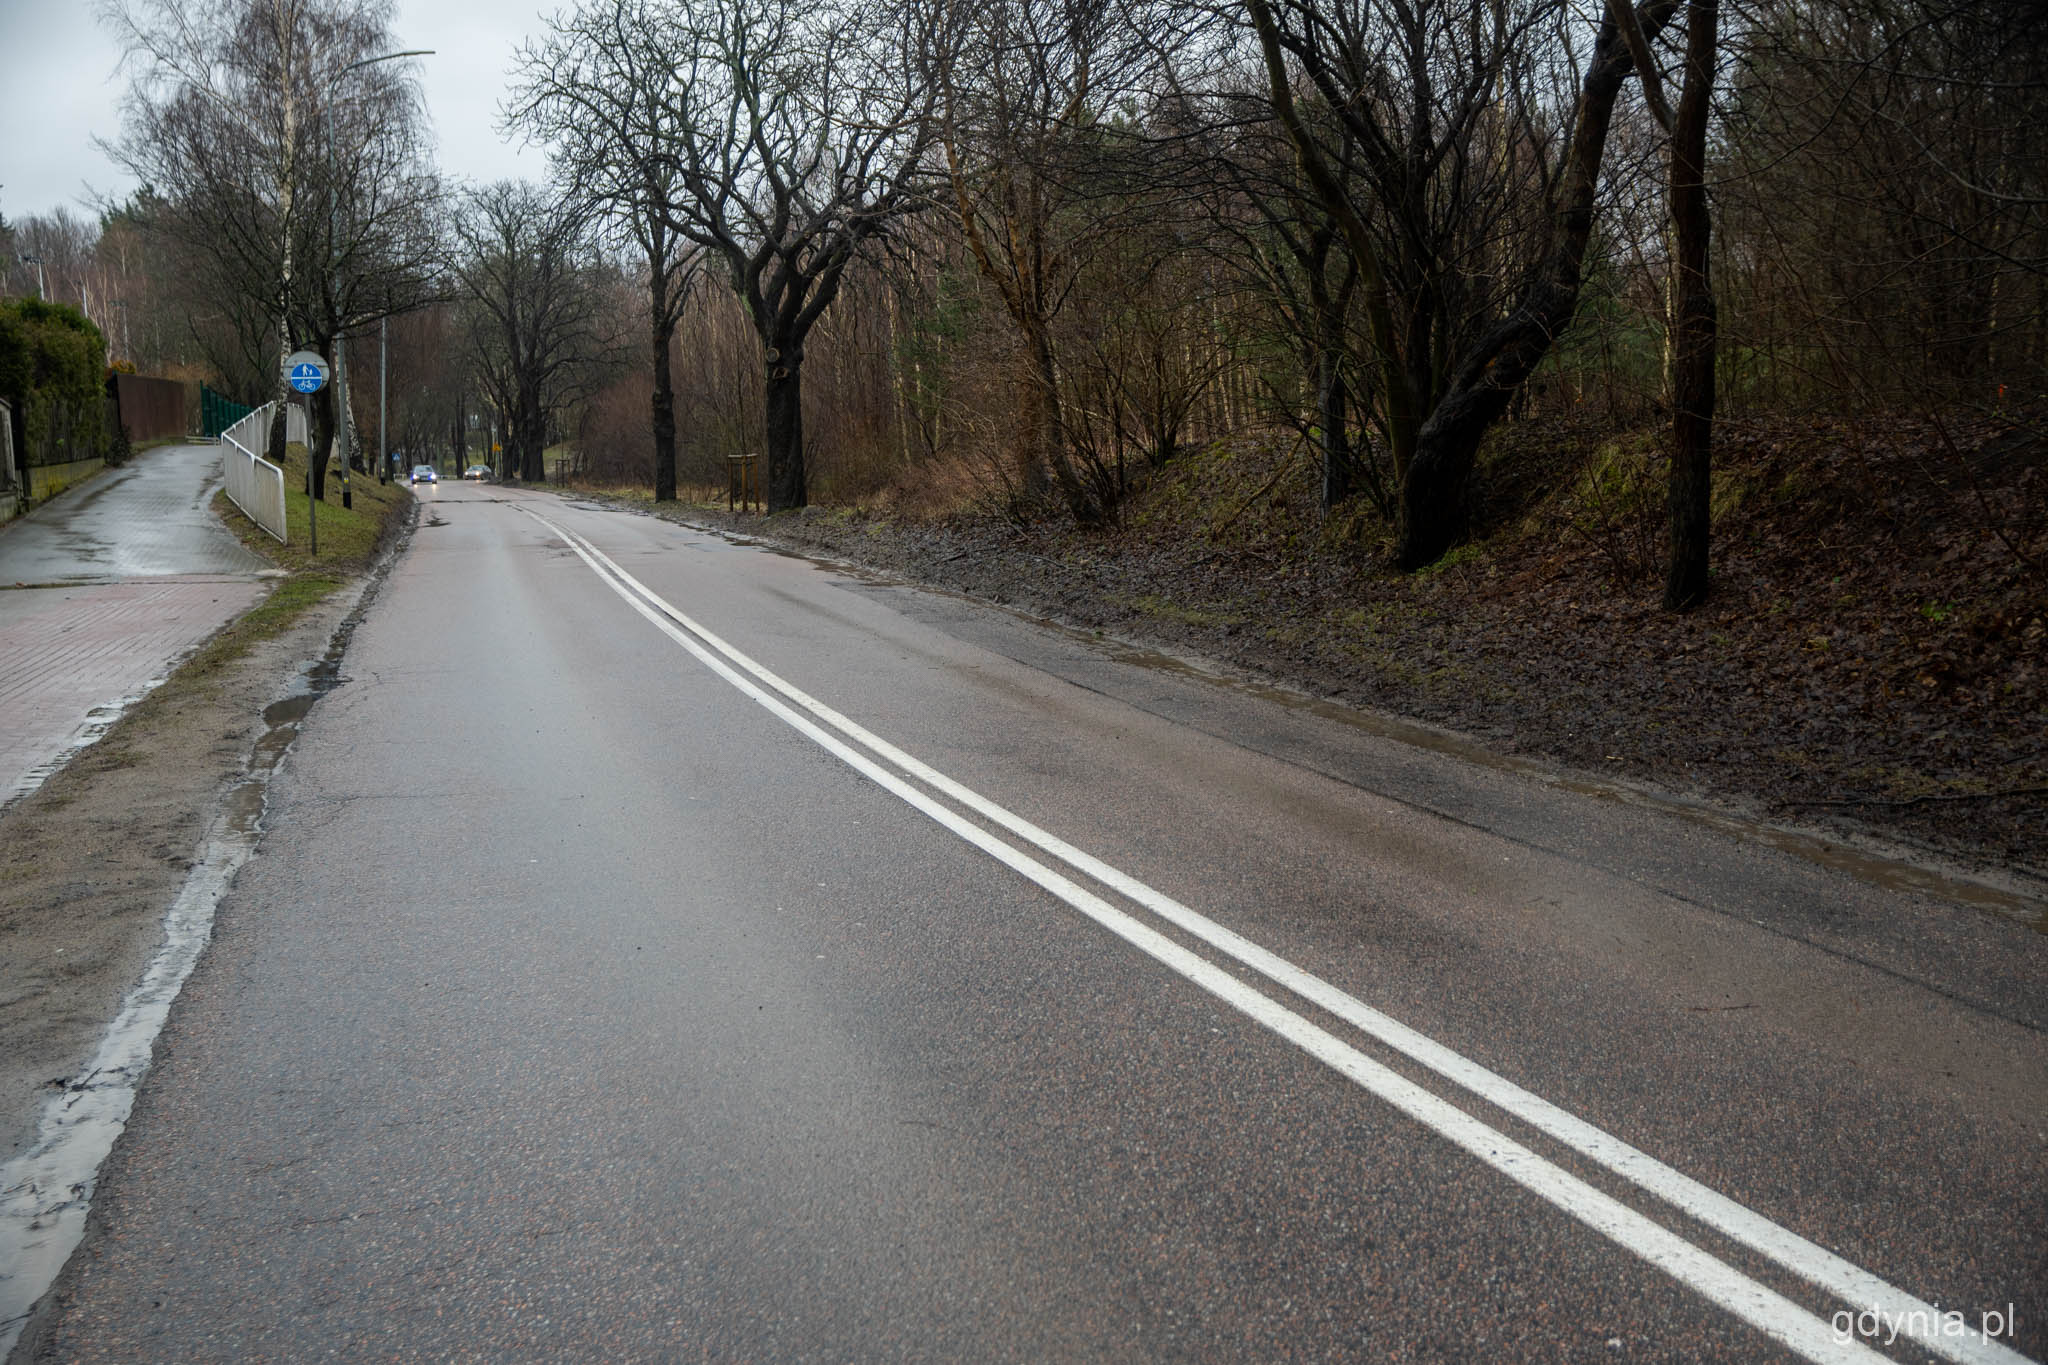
[0,444,275,803]
[0,577,268,800]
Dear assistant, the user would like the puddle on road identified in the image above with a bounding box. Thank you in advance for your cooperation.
[0,638,351,1357]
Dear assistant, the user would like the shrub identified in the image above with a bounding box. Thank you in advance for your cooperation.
[0,298,109,469]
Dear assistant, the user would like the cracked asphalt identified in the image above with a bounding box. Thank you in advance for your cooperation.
[23,482,2046,1362]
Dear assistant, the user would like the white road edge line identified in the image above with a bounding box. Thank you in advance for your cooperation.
[533,507,2030,1365]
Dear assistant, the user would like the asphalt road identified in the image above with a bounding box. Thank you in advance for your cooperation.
[25,482,2046,1362]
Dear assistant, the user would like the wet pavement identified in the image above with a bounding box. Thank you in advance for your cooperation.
[0,444,273,585]
[23,483,2041,1363]
[0,635,353,1356]
[0,444,273,802]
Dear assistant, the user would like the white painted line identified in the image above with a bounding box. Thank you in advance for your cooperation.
[532,507,2034,1365]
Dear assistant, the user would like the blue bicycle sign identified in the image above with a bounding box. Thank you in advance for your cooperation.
[284,350,330,394]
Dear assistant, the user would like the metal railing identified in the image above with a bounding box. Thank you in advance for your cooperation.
[200,384,255,439]
[218,403,302,543]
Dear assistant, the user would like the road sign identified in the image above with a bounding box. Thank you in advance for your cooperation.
[284,349,330,394]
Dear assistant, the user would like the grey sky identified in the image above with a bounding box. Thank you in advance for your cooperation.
[0,0,552,226]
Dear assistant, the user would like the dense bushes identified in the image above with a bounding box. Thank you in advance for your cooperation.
[0,298,109,474]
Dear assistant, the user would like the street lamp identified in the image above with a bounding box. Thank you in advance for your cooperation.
[19,253,44,299]
[323,48,431,511]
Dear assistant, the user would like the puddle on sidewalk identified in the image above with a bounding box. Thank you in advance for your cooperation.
[0,639,350,1357]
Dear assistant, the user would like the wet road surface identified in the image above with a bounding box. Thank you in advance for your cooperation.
[0,444,272,801]
[24,482,2046,1362]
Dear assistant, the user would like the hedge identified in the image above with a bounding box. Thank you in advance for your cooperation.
[0,298,109,471]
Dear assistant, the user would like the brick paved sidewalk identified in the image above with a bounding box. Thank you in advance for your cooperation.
[0,577,269,802]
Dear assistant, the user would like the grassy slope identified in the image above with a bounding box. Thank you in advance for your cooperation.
[207,442,413,669]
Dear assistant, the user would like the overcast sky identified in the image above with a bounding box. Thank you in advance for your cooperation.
[0,0,553,226]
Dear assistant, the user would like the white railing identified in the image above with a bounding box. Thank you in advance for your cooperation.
[218,402,299,543]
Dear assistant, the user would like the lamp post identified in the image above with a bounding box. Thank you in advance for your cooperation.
[378,314,388,484]
[20,254,44,300]
[323,48,431,512]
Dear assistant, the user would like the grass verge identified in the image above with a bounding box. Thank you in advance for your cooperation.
[177,570,348,680]
[200,440,414,673]
[212,442,411,574]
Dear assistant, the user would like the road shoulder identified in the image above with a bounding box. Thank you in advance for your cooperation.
[0,484,415,1168]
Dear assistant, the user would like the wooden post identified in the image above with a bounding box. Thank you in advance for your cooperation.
[727,453,759,513]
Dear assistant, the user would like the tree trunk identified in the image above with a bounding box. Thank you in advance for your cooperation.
[1014,345,1051,504]
[652,321,677,502]
[651,251,678,502]
[1663,0,1719,611]
[310,381,336,501]
[519,388,546,483]
[1027,325,1097,523]
[343,381,362,474]
[268,54,297,469]
[1316,315,1352,510]
[338,369,356,510]
[267,396,290,466]
[1394,0,1680,570]
[765,341,805,512]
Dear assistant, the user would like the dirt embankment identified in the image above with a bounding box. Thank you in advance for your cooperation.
[591,411,2046,884]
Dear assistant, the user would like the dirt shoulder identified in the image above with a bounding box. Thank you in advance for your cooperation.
[0,582,371,1161]
[559,412,2045,902]
[0,486,415,1165]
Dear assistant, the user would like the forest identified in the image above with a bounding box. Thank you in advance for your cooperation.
[4,0,2040,859]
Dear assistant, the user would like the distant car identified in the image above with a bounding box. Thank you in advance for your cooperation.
[410,465,438,484]
[463,465,492,482]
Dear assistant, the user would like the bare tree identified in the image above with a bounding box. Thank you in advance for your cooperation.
[1662,0,1719,609]
[1242,0,1681,567]
[509,0,711,503]
[645,0,940,511]
[1196,102,1381,513]
[448,181,609,484]
[102,0,440,488]
[1714,0,2046,402]
[930,0,1135,519]
[6,211,100,313]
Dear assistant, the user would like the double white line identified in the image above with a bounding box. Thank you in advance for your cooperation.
[528,507,2030,1365]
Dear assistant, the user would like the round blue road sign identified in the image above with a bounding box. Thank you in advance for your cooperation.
[284,349,329,394]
